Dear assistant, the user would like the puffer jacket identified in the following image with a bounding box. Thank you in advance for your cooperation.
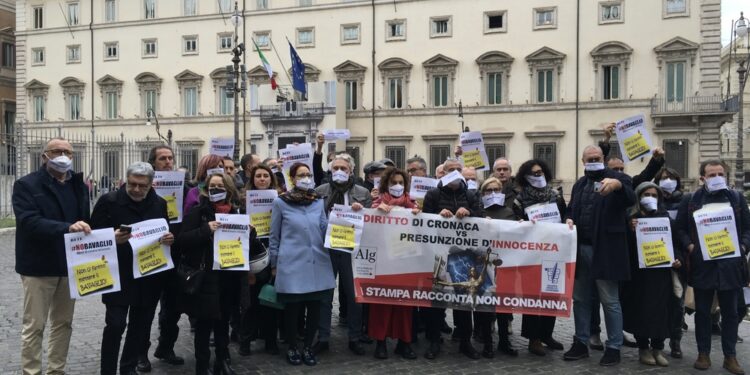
[422,181,484,218]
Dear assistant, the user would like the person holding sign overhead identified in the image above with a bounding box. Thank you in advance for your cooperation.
[90,162,174,375]
[674,160,750,375]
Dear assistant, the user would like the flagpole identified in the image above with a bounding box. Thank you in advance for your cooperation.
[269,37,293,87]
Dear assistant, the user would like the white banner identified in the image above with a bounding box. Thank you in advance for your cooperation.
[409,176,438,200]
[246,189,278,237]
[459,131,489,171]
[324,204,365,253]
[615,114,653,163]
[210,137,235,158]
[153,171,185,224]
[525,203,561,223]
[128,219,174,278]
[693,203,742,261]
[323,129,351,141]
[65,228,120,299]
[279,143,315,189]
[212,214,251,271]
[634,217,675,268]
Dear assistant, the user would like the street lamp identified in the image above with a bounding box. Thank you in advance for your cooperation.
[732,12,750,191]
[225,1,247,161]
[146,108,171,145]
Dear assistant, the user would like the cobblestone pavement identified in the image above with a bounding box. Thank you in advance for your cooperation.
[1,232,749,374]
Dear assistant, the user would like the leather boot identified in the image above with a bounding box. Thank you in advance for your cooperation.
[724,356,745,375]
[694,353,712,370]
[528,339,546,356]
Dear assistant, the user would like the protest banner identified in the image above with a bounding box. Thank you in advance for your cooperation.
[352,209,577,317]
[615,114,653,163]
[323,129,351,141]
[65,228,120,299]
[409,176,438,200]
[128,218,174,278]
[693,203,742,260]
[246,189,278,237]
[634,217,675,268]
[153,171,185,223]
[524,202,561,223]
[213,214,251,271]
[279,143,314,189]
[324,204,365,253]
[209,137,234,158]
[459,131,489,171]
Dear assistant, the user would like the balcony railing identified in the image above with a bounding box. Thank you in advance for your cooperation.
[651,95,739,116]
[259,102,325,121]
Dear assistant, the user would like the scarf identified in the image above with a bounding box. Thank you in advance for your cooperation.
[212,201,232,214]
[519,184,555,209]
[326,177,354,212]
[372,192,416,209]
[280,187,319,206]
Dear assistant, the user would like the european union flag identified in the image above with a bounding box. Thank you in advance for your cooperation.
[289,42,306,97]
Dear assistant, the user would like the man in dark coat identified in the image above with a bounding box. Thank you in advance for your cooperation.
[422,157,484,360]
[563,145,635,366]
[675,159,750,374]
[13,137,90,375]
[90,162,174,375]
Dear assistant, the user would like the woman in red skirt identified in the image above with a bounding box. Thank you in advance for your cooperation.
[369,167,420,359]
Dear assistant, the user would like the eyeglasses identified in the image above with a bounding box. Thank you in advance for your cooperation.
[45,149,73,157]
[127,182,151,190]
[407,167,425,173]
[483,188,502,194]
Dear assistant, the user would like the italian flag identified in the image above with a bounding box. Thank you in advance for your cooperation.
[254,40,277,89]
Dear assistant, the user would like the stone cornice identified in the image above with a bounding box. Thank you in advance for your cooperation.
[524,131,565,138]
[422,134,458,141]
[378,135,414,142]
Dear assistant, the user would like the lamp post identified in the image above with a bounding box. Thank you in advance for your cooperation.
[227,2,247,162]
[733,12,749,191]
[146,108,170,145]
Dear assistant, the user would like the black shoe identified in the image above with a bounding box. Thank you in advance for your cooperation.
[424,342,441,360]
[154,347,185,365]
[497,338,518,357]
[564,340,589,361]
[394,341,417,360]
[312,341,329,355]
[302,347,317,366]
[286,348,302,366]
[136,355,151,373]
[440,321,453,334]
[374,340,388,359]
[669,339,682,359]
[238,341,251,356]
[599,348,621,366]
[482,343,495,359]
[349,341,366,355]
[359,336,374,344]
[460,340,481,360]
[213,358,236,375]
[542,337,564,351]
[265,341,280,355]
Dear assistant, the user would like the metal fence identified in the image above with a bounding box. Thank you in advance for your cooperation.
[0,124,201,218]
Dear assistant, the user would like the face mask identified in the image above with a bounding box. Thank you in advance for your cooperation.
[332,170,349,183]
[659,178,677,194]
[295,177,315,191]
[482,192,506,208]
[388,184,404,197]
[466,180,478,191]
[705,176,727,192]
[208,188,227,202]
[526,175,547,189]
[584,162,605,171]
[640,196,658,211]
[47,155,72,173]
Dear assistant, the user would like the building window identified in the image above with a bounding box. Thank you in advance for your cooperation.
[183,36,198,55]
[664,0,688,17]
[256,0,267,10]
[537,69,554,103]
[66,45,81,64]
[102,148,122,184]
[145,89,157,114]
[2,43,14,68]
[533,143,556,179]
[533,7,557,30]
[144,0,156,19]
[218,33,232,52]
[484,11,507,34]
[429,144,451,174]
[68,93,81,120]
[385,146,406,170]
[184,87,198,116]
[298,0,312,6]
[388,78,404,109]
[341,24,360,45]
[253,31,271,49]
[433,75,449,107]
[104,42,118,60]
[344,80,357,110]
[386,19,406,41]
[34,95,45,121]
[105,0,116,22]
[33,6,43,29]
[142,39,157,57]
[430,16,451,38]
[602,65,620,100]
[105,91,118,119]
[218,86,233,115]
[31,48,44,65]
[487,72,502,105]
[663,139,688,177]
[666,61,685,103]
[599,2,623,24]
[296,27,314,48]
[67,2,79,25]
[183,0,196,16]
[179,147,199,176]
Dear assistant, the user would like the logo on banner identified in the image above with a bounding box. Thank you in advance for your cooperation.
[541,260,565,294]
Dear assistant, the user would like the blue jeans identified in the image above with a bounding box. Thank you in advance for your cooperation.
[572,244,624,350]
[694,288,740,356]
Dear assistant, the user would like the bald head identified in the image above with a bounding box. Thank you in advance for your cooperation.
[493,158,512,183]
[435,164,445,179]
[581,145,604,165]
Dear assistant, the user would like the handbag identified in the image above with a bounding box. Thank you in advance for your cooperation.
[176,254,206,295]
[258,281,285,310]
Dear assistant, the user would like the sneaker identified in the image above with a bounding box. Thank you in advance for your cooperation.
[599,348,620,366]
[286,348,302,366]
[694,352,711,370]
[639,348,656,365]
[723,356,745,375]
[301,347,317,366]
[652,349,669,367]
[564,340,589,361]
[588,335,604,351]
[424,341,441,360]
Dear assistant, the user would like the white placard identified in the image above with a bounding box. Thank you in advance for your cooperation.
[525,203,561,223]
[693,203,742,261]
[439,170,465,187]
[635,217,675,269]
[206,167,225,176]
[409,176,438,200]
[459,131,490,171]
[541,260,566,294]
[212,214,251,271]
[373,177,381,190]
[153,171,185,224]
[323,129,351,141]
[65,228,120,299]
[324,204,365,253]
[209,137,234,158]
[615,114,653,163]
[279,143,315,189]
[128,218,174,278]
[246,189,278,238]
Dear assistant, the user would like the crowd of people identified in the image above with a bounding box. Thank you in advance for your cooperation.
[11,131,750,375]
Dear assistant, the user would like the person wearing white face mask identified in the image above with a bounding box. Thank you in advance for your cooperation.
[674,160,750,374]
[12,137,91,375]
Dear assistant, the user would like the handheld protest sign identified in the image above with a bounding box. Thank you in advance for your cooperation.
[210,137,234,158]
[65,228,121,299]
[324,204,365,253]
[459,131,490,171]
[153,171,185,223]
[128,218,174,278]
[246,190,278,238]
[634,217,675,268]
[212,214,251,270]
[615,114,653,163]
[693,203,742,261]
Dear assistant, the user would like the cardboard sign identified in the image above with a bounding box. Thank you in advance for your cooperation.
[459,131,489,171]
[693,203,742,261]
[128,219,174,278]
[65,228,120,299]
[246,189,278,237]
[212,214,251,271]
[635,217,675,268]
[153,171,185,223]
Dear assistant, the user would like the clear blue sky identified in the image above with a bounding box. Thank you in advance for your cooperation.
[722,0,747,46]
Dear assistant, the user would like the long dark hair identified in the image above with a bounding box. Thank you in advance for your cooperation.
[515,159,553,188]
[245,164,279,191]
[378,167,409,193]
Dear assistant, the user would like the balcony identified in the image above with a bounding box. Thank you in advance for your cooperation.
[259,102,325,122]
[651,95,739,116]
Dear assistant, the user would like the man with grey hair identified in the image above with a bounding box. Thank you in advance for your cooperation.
[406,155,428,178]
[91,161,175,375]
